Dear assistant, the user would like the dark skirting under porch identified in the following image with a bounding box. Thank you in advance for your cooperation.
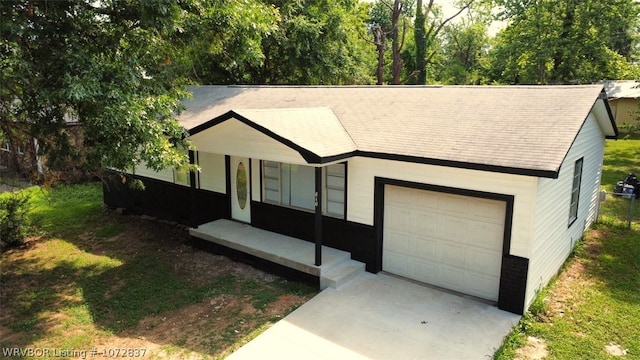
[250,201,377,272]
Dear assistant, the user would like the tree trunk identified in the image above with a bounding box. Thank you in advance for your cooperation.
[391,0,402,85]
[375,26,386,85]
[414,0,426,84]
[550,0,575,83]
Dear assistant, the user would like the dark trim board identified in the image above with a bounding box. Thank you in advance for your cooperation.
[373,177,526,314]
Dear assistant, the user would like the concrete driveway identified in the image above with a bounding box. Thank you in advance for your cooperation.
[228,273,520,359]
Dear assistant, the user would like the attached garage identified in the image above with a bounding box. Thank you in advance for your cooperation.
[383,184,507,302]
[105,85,618,315]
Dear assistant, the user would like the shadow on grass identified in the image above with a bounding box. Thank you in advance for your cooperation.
[77,255,236,333]
[2,208,315,358]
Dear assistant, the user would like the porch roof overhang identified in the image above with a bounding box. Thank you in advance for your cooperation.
[188,108,356,165]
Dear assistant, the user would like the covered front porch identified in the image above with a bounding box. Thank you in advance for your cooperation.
[189,219,365,289]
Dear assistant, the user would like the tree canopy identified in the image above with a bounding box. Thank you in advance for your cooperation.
[488,0,640,84]
[1,0,639,181]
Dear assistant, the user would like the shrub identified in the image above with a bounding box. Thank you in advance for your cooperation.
[0,192,31,249]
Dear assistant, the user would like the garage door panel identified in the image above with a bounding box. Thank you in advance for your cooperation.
[439,242,466,268]
[389,186,415,206]
[384,185,505,302]
[384,252,411,275]
[438,215,468,241]
[467,248,502,275]
[415,213,437,234]
[386,206,412,229]
[439,194,468,214]
[440,265,466,292]
[466,273,500,300]
[469,199,505,222]
[413,236,437,261]
[415,191,439,209]
[384,230,410,252]
[413,260,439,283]
[468,221,504,247]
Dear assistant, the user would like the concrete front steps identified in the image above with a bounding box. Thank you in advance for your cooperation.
[320,258,365,289]
[190,219,365,290]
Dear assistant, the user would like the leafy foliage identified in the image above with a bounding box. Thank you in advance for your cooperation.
[435,20,491,84]
[488,0,640,84]
[1,1,200,175]
[243,0,375,85]
[0,192,31,248]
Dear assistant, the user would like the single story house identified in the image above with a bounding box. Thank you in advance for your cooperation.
[103,85,617,315]
[603,80,639,128]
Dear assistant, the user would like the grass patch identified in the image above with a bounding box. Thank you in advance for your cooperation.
[495,139,640,359]
[25,183,104,237]
[1,181,317,359]
[95,223,125,238]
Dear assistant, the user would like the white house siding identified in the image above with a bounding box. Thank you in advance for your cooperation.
[198,152,226,193]
[346,157,538,258]
[188,119,308,165]
[134,163,174,183]
[527,112,605,308]
[251,159,261,202]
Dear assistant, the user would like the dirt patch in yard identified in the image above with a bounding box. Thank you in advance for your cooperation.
[0,209,316,359]
[513,229,606,359]
[515,336,548,360]
[544,230,603,320]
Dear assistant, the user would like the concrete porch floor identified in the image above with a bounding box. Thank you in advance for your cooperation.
[189,219,365,289]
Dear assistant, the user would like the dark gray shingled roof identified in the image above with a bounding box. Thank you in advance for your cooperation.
[181,85,617,178]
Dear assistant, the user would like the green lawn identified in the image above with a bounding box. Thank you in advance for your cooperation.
[495,139,640,359]
[0,183,316,359]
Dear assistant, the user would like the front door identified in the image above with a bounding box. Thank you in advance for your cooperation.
[230,157,251,223]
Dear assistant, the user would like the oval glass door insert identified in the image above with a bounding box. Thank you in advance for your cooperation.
[236,162,247,209]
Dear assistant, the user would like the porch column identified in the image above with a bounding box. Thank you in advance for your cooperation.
[314,166,323,266]
[188,150,198,228]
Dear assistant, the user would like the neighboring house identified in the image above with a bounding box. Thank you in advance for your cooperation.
[103,85,617,315]
[1,121,85,181]
[0,123,42,177]
[603,80,640,128]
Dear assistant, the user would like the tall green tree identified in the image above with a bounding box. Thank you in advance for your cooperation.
[0,0,277,178]
[243,0,374,85]
[412,0,474,84]
[436,20,490,84]
[488,0,640,84]
[179,0,279,84]
[368,0,414,85]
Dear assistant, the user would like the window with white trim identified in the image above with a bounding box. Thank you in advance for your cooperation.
[17,145,25,155]
[568,157,583,226]
[262,161,346,217]
[325,163,345,218]
[263,161,315,210]
[1,142,9,152]
[174,168,191,186]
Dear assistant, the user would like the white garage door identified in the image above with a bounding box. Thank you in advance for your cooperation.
[383,185,505,301]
